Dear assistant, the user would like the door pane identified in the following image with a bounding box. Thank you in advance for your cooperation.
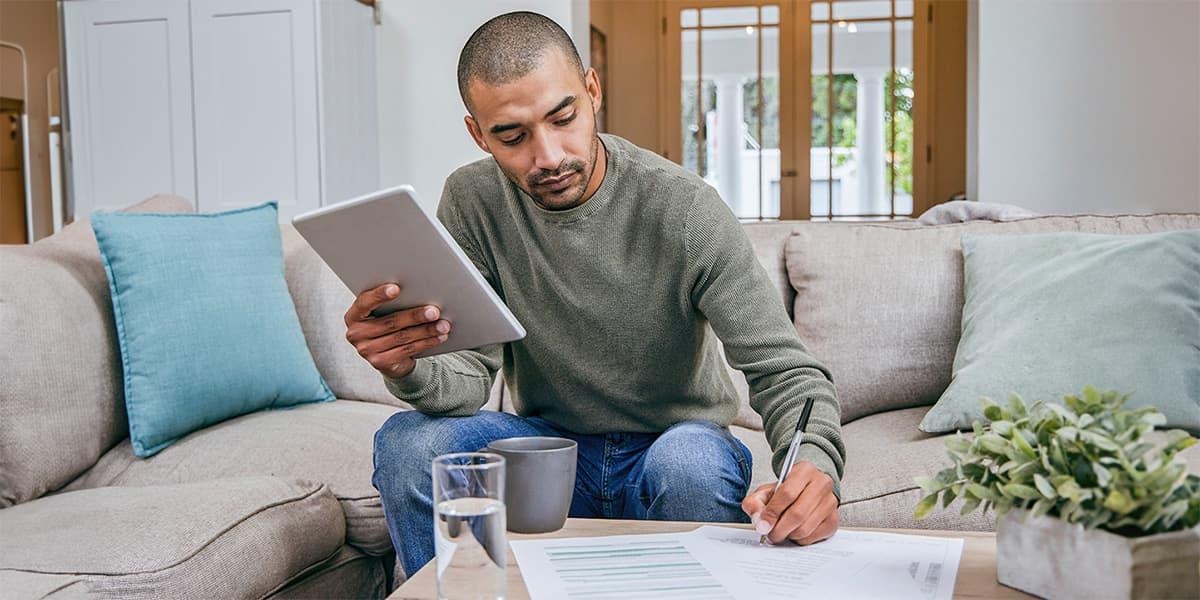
[700,6,758,26]
[888,20,915,215]
[832,0,891,20]
[680,5,781,220]
[812,1,915,219]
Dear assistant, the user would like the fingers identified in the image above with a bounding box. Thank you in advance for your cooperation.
[741,483,775,522]
[767,469,835,545]
[348,305,443,343]
[344,283,401,324]
[353,317,451,355]
[366,334,450,376]
[757,462,817,536]
[793,496,840,546]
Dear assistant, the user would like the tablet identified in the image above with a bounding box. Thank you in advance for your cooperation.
[292,185,526,358]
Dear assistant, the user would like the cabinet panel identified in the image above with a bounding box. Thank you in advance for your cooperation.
[190,0,320,219]
[63,0,196,217]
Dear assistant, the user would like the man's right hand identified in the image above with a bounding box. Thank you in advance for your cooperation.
[344,283,452,379]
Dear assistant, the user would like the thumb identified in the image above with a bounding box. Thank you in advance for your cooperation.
[742,484,774,523]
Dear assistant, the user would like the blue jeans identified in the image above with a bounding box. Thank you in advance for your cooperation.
[372,410,754,577]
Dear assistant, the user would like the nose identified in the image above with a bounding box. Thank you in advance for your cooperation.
[530,130,566,173]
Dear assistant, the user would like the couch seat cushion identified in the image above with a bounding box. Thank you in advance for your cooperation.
[63,400,399,555]
[0,477,343,599]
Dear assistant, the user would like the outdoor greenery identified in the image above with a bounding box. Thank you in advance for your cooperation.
[682,69,916,197]
[914,387,1200,537]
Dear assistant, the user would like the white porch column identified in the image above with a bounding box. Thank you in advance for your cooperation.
[854,69,887,215]
[715,76,745,215]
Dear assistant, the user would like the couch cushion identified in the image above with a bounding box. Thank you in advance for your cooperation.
[741,221,799,318]
[837,405,1200,532]
[0,572,93,599]
[925,231,1200,433]
[266,546,387,599]
[785,214,1200,424]
[0,476,343,599]
[282,225,505,412]
[62,400,399,556]
[0,195,193,507]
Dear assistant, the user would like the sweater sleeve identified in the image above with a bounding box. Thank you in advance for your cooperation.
[381,182,503,416]
[683,186,846,501]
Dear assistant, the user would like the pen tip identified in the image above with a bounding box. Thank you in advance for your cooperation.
[759,534,767,545]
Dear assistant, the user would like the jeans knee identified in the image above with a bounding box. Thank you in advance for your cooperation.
[642,421,751,496]
[373,411,493,483]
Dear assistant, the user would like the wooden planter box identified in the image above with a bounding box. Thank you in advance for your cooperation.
[996,510,1200,599]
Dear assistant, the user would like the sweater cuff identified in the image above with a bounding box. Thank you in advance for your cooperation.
[794,444,843,504]
[383,359,436,400]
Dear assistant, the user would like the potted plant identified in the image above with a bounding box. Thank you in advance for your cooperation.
[914,387,1200,599]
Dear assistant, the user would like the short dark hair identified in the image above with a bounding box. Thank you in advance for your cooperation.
[457,11,584,112]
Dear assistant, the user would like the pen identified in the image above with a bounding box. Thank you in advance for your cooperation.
[759,396,816,545]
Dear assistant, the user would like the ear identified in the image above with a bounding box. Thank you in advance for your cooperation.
[464,115,492,155]
[584,67,603,117]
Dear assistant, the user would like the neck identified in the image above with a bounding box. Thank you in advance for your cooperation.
[578,134,608,204]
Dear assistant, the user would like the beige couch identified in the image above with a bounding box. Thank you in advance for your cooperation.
[1,195,1196,599]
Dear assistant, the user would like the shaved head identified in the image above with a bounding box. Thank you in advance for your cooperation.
[457,11,584,113]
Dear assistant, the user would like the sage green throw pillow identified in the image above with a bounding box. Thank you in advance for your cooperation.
[920,230,1200,434]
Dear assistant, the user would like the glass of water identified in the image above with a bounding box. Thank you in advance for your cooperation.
[433,452,507,600]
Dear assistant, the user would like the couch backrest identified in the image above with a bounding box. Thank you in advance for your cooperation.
[784,213,1200,424]
[0,195,193,507]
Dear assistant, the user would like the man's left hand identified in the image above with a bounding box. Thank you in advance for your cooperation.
[741,461,840,545]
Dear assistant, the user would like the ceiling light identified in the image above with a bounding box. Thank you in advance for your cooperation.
[745,26,755,35]
[848,23,858,33]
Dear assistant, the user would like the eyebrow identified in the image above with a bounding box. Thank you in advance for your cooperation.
[488,95,576,135]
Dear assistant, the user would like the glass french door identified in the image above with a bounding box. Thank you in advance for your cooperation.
[664,0,803,220]
[664,0,920,221]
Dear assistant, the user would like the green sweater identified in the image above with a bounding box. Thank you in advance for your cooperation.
[386,134,845,496]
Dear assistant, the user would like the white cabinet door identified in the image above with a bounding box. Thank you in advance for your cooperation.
[63,0,196,218]
[189,0,321,220]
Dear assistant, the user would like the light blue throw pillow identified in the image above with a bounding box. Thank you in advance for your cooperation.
[92,202,334,457]
[920,230,1200,434]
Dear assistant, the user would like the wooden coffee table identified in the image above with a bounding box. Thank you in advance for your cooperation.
[389,518,1033,599]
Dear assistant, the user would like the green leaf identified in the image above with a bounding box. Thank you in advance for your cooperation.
[1034,474,1057,499]
[1057,480,1082,503]
[965,483,997,501]
[979,434,1010,455]
[914,493,939,520]
[1007,394,1027,419]
[1012,430,1038,460]
[945,435,971,454]
[942,486,959,509]
[913,475,936,491]
[1103,489,1136,516]
[960,496,982,515]
[1001,483,1043,501]
[983,404,1004,422]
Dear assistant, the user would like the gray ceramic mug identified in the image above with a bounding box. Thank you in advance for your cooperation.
[484,436,577,533]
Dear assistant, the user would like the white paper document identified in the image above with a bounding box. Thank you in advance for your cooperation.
[509,532,736,599]
[510,526,963,600]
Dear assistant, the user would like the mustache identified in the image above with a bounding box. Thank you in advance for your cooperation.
[528,160,586,187]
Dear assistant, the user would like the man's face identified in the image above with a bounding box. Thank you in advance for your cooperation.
[464,49,604,211]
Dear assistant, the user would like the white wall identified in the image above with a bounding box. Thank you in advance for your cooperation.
[376,0,589,213]
[976,0,1200,214]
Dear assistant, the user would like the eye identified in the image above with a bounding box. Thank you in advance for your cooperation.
[501,133,524,146]
[555,113,577,126]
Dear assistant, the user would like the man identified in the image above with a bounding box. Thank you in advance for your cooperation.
[350,12,845,578]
